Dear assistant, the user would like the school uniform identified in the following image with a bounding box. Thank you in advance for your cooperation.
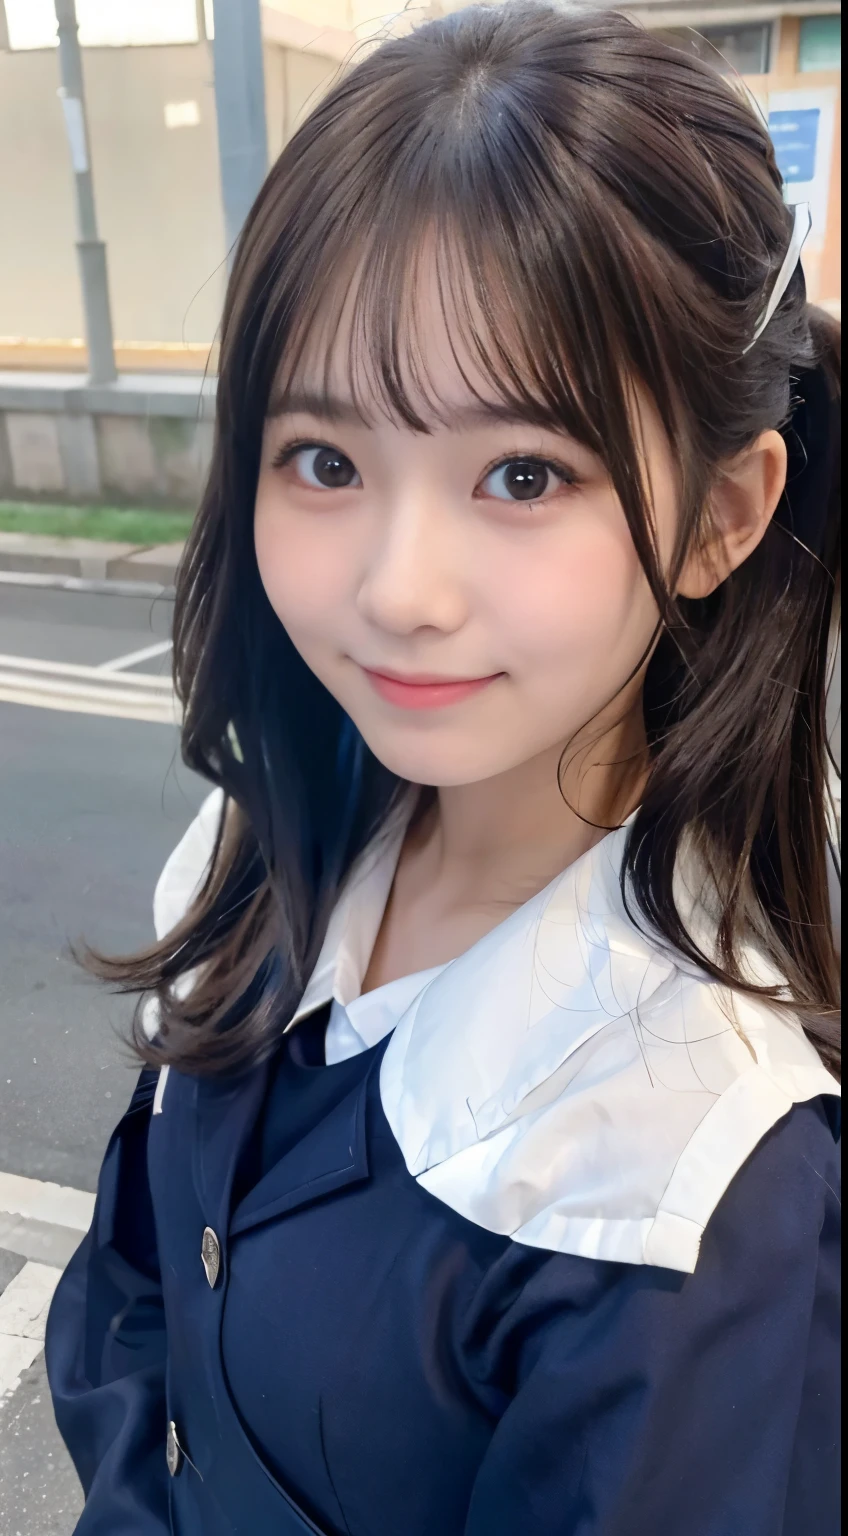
[47,789,841,1535]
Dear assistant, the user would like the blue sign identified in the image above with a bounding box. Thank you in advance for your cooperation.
[768,108,820,184]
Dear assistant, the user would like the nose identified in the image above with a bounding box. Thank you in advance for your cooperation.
[356,490,467,637]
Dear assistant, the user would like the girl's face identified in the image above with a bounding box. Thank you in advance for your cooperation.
[254,278,679,790]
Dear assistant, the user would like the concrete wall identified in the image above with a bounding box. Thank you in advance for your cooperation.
[0,38,338,347]
[267,41,341,146]
[0,375,216,507]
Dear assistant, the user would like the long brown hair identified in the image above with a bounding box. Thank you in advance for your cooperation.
[89,3,841,1075]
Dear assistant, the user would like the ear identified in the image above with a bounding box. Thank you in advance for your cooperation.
[677,429,787,599]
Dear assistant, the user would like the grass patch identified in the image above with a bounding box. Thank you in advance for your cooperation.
[0,501,193,545]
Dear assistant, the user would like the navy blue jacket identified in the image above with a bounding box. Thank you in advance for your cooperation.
[47,1030,840,1536]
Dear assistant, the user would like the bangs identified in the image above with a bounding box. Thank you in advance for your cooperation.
[271,212,608,452]
[260,117,664,470]
[237,13,726,596]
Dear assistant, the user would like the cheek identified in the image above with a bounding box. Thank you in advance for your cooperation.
[254,495,352,641]
[484,511,654,673]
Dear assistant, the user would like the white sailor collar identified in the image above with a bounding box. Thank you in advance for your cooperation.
[152,789,839,1273]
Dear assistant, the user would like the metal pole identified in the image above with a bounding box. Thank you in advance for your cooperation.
[54,0,117,385]
[211,0,268,264]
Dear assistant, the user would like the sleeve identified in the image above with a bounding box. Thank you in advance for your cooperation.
[464,1097,840,1536]
[45,797,224,1528]
[45,1069,170,1534]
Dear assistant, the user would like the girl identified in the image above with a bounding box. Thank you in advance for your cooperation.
[47,5,840,1533]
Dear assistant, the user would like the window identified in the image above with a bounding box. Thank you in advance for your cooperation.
[3,0,200,50]
[799,15,842,72]
[661,22,772,76]
[699,23,772,75]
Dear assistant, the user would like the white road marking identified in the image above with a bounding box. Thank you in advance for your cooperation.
[0,1179,92,1403]
[0,1261,62,1402]
[0,1211,86,1268]
[0,651,178,724]
[97,638,173,673]
[0,1171,95,1234]
[0,1260,61,1341]
[0,1334,43,1402]
[0,684,177,723]
[0,653,172,688]
[0,570,172,598]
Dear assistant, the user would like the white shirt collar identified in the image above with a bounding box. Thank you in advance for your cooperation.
[289,798,447,1062]
[289,803,411,1027]
[324,967,446,1064]
[153,790,839,1271]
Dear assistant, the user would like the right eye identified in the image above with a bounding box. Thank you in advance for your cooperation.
[281,444,362,490]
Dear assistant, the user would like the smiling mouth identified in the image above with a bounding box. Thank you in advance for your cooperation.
[360,667,503,711]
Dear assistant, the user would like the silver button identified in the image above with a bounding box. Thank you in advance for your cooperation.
[166,1420,183,1478]
[201,1226,221,1288]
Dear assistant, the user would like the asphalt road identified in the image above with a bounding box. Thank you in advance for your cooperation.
[0,581,207,1535]
[0,587,206,1189]
[0,580,841,1536]
[0,581,175,674]
[0,700,206,1187]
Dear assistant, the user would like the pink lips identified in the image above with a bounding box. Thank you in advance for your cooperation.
[361,667,502,711]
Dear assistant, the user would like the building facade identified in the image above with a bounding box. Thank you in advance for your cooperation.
[0,1,840,369]
[626,2,841,310]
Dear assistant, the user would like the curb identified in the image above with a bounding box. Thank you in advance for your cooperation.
[0,570,174,598]
[0,533,182,589]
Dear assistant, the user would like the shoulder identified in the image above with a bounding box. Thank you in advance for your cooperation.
[379,828,840,1275]
[709,1093,840,1247]
[153,787,225,940]
[477,1097,839,1329]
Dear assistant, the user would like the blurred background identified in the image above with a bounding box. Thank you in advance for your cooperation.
[0,3,841,1531]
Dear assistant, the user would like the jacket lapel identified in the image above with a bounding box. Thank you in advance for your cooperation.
[229,1060,374,1237]
[192,1063,269,1240]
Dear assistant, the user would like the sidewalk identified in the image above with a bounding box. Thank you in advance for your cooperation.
[0,531,182,588]
[0,1172,93,1535]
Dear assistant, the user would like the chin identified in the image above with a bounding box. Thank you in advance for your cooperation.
[353,722,519,788]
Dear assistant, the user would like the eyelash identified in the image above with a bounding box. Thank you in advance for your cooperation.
[476,451,579,496]
[271,439,320,471]
[270,440,580,495]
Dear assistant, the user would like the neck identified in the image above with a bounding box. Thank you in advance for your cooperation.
[423,699,647,907]
[363,697,648,990]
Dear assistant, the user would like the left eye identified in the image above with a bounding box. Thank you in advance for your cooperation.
[481,459,561,502]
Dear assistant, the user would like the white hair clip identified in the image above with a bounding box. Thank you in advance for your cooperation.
[742,202,812,355]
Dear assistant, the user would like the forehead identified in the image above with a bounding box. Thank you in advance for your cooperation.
[264,227,642,465]
[271,243,507,430]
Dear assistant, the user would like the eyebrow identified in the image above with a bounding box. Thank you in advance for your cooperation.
[266,389,367,424]
[265,387,568,434]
